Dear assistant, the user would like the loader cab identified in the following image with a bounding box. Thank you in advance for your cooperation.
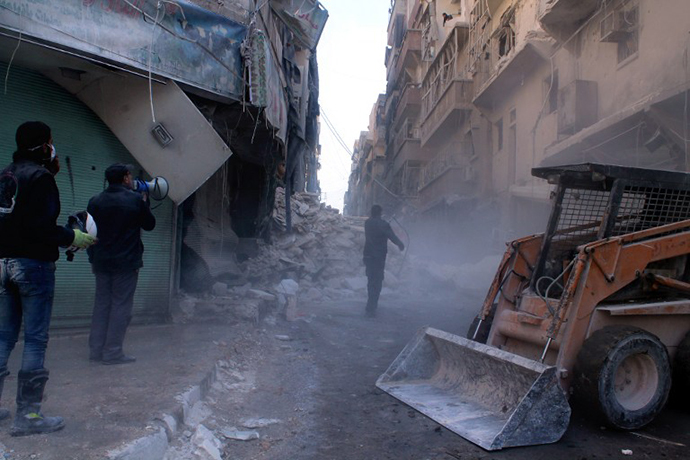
[531,163,690,300]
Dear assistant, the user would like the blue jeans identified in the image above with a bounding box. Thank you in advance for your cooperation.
[0,258,56,374]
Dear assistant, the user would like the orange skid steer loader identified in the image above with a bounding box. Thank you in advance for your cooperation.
[377,164,690,450]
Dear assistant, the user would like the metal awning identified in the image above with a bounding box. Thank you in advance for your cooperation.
[0,33,232,203]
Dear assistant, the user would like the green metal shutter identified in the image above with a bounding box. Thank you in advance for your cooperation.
[0,61,173,328]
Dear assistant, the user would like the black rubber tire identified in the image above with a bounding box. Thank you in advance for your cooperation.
[673,331,690,406]
[573,326,671,430]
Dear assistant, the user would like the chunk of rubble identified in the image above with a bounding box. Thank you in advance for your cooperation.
[248,289,276,301]
[221,428,260,441]
[191,425,223,460]
[240,418,282,428]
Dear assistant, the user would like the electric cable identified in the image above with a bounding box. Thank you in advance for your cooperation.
[3,31,21,96]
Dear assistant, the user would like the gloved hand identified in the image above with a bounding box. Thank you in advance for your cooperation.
[72,229,96,249]
[398,243,405,251]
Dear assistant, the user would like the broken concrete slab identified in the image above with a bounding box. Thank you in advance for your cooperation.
[220,428,260,441]
[191,425,223,460]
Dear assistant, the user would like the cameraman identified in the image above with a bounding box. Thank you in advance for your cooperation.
[87,164,155,365]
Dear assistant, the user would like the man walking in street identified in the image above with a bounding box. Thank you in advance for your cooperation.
[87,164,156,365]
[0,121,95,436]
[363,205,405,317]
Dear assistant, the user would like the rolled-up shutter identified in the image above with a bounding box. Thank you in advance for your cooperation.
[0,61,173,328]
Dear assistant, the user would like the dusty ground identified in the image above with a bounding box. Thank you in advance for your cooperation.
[168,290,690,460]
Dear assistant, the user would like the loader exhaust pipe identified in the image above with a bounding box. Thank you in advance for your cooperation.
[377,327,571,451]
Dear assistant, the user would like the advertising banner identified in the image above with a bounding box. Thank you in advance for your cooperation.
[270,0,328,50]
[0,0,247,100]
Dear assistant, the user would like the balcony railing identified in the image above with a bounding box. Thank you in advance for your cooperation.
[420,79,473,145]
[419,141,473,190]
[392,119,421,159]
[387,29,422,88]
[391,160,422,198]
[394,83,421,124]
[421,23,470,118]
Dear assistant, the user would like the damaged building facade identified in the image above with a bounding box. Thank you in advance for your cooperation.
[345,0,690,261]
[0,0,327,327]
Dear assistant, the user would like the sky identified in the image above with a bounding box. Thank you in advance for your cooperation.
[316,0,390,212]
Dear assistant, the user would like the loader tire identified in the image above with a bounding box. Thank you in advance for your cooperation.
[574,326,671,430]
[673,331,690,406]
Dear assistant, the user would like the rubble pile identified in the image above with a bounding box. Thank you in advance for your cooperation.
[243,187,375,302]
[175,187,500,324]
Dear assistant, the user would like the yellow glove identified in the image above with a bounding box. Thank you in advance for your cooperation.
[72,229,96,249]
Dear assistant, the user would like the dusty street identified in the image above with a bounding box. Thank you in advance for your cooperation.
[167,290,690,460]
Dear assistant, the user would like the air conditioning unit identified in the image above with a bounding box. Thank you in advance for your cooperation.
[600,10,629,42]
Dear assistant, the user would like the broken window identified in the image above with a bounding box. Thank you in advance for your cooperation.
[545,70,559,114]
[600,0,640,64]
[421,4,438,61]
[497,26,515,58]
[496,6,516,59]
[617,2,639,63]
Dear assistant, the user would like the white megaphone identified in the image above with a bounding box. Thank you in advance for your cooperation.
[134,176,169,201]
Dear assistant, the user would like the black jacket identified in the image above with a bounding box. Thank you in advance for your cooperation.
[363,216,404,262]
[0,159,74,262]
[87,184,156,272]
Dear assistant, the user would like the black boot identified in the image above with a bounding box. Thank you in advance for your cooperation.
[10,369,64,436]
[0,369,9,421]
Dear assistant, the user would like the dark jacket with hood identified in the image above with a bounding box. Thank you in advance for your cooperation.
[0,154,74,262]
[87,184,156,272]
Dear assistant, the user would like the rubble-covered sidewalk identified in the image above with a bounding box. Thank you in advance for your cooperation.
[0,321,261,460]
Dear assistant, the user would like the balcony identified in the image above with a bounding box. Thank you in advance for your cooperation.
[391,161,422,198]
[391,120,425,175]
[419,141,475,192]
[419,23,472,147]
[538,0,599,39]
[420,79,473,147]
[387,29,422,91]
[394,83,421,129]
[473,37,553,110]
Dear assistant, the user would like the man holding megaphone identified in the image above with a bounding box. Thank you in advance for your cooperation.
[86,164,156,365]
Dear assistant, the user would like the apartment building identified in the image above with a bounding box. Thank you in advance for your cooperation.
[0,0,327,325]
[346,0,690,258]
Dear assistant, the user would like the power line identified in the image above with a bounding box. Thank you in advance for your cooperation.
[320,107,354,156]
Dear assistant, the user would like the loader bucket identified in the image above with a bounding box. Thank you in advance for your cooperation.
[376,327,571,451]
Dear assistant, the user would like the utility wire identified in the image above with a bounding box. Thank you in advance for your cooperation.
[321,107,354,156]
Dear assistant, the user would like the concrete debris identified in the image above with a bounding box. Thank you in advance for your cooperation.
[343,276,367,291]
[220,428,260,441]
[191,425,223,460]
[274,335,291,341]
[621,450,633,456]
[178,186,498,324]
[211,282,228,296]
[248,289,276,301]
[240,418,282,428]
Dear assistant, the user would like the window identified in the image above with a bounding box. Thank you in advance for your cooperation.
[545,70,559,114]
[497,26,515,58]
[600,0,639,64]
[617,3,639,64]
[496,7,516,59]
[495,118,504,153]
